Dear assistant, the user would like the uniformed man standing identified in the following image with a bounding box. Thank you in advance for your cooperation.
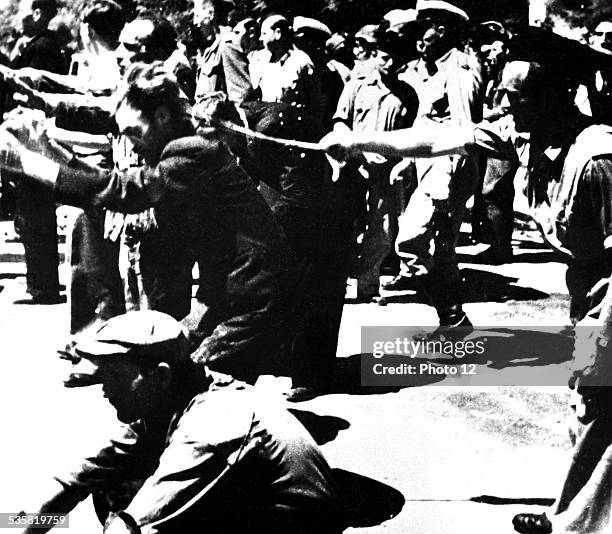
[384,0,482,334]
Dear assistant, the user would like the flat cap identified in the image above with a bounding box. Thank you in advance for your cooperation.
[354,24,379,44]
[293,16,331,38]
[416,0,469,23]
[75,310,190,364]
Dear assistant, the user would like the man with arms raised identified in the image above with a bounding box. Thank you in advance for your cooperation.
[322,29,612,533]
[1,62,297,384]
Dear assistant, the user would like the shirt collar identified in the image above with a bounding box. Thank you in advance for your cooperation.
[364,73,391,94]
[435,48,454,69]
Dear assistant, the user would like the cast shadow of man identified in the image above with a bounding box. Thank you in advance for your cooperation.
[456,268,549,303]
[289,409,351,445]
[378,268,549,305]
[332,355,445,395]
[288,411,405,530]
[412,327,573,379]
[334,468,405,529]
[463,327,574,371]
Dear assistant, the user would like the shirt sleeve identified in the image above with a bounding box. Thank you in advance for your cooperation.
[584,156,612,250]
[54,165,163,213]
[446,63,483,124]
[221,41,255,104]
[54,421,155,499]
[54,135,227,212]
[469,118,519,162]
[54,99,117,135]
[333,79,358,125]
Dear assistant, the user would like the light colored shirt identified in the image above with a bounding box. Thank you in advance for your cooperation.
[399,48,482,125]
[333,73,412,133]
[249,46,322,121]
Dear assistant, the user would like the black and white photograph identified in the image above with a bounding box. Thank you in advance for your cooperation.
[0,0,611,532]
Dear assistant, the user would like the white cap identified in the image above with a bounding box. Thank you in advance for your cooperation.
[416,0,469,22]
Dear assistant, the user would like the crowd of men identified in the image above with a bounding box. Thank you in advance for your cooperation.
[1,0,612,532]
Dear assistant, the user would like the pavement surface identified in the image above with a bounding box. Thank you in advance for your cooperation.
[0,210,576,533]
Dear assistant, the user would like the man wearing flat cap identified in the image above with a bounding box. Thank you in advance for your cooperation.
[321,27,612,534]
[18,311,342,534]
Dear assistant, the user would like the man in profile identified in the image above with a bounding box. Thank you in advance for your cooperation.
[17,311,341,533]
[321,29,612,534]
[1,62,297,384]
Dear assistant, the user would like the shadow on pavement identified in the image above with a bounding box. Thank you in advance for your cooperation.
[509,251,567,263]
[333,468,405,528]
[0,272,25,280]
[374,267,548,305]
[476,328,573,370]
[332,354,446,395]
[421,328,574,372]
[461,268,549,303]
[289,409,350,445]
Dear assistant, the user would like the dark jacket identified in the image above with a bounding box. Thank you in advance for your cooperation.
[10,29,66,75]
[54,132,298,382]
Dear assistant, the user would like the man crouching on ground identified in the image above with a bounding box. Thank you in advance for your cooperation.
[18,311,342,534]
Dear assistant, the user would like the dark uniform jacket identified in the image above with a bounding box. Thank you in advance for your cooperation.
[53,131,298,381]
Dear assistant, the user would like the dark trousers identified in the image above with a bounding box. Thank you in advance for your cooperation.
[290,172,365,388]
[481,157,516,253]
[70,209,124,333]
[14,180,60,298]
[291,225,356,388]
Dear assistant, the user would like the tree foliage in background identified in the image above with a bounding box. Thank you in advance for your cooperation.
[547,0,612,29]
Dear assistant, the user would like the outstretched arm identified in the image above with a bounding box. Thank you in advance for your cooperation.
[19,480,83,534]
[319,122,474,161]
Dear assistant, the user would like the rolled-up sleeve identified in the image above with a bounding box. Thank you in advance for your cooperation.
[469,117,519,162]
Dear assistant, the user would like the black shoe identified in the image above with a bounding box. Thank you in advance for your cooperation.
[512,513,553,534]
[286,387,318,402]
[472,246,513,265]
[381,274,423,292]
[14,293,64,305]
[414,313,474,343]
[285,386,327,403]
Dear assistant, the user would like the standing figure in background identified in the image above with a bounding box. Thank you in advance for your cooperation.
[194,1,257,104]
[10,0,66,304]
[250,13,323,125]
[333,26,418,301]
[385,0,482,335]
[293,16,345,130]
